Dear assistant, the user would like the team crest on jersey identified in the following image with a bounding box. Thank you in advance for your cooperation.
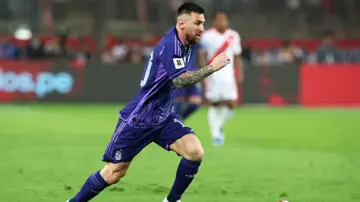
[173,58,185,69]
[115,150,122,161]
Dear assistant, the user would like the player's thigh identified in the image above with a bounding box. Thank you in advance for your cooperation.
[170,134,204,161]
[220,82,238,105]
[102,119,153,163]
[154,114,204,161]
[205,86,222,104]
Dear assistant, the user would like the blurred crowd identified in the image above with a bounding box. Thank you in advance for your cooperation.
[1,29,360,67]
[0,34,92,69]
[101,33,154,65]
[0,0,359,67]
[101,30,360,66]
[250,31,360,66]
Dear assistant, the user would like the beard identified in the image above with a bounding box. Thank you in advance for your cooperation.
[186,34,200,45]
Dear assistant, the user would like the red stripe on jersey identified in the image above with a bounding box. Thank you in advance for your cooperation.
[208,35,234,63]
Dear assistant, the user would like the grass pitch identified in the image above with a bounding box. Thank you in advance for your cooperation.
[1,104,359,202]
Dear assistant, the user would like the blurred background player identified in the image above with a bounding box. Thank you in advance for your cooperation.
[174,47,204,120]
[200,10,244,145]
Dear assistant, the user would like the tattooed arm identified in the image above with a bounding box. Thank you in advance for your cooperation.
[172,52,230,88]
[172,65,215,88]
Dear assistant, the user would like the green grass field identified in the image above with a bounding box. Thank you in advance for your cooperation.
[1,104,360,202]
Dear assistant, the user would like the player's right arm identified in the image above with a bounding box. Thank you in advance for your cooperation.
[172,52,230,88]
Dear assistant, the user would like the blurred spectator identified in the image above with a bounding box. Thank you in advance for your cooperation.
[125,33,155,64]
[129,45,143,64]
[349,49,360,63]
[254,49,276,66]
[0,38,18,59]
[102,37,129,64]
[139,33,155,60]
[314,31,344,63]
[74,36,92,59]
[101,50,113,64]
[276,40,303,64]
[56,26,70,57]
[70,36,92,67]
[43,36,61,57]
[253,40,305,66]
[26,36,45,59]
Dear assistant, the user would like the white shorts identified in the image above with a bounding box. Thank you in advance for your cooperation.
[205,79,238,102]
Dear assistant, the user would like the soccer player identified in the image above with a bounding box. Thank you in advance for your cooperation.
[174,46,204,120]
[200,10,244,146]
[66,3,230,202]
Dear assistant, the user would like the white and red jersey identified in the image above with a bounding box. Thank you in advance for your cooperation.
[200,28,242,83]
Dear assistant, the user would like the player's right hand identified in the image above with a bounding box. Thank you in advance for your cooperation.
[210,52,231,71]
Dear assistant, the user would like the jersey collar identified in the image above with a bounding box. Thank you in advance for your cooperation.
[173,27,192,55]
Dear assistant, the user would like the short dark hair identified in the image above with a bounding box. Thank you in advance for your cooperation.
[177,2,205,16]
[212,10,229,19]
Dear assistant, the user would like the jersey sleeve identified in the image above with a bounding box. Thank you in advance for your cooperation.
[233,32,242,55]
[162,42,188,80]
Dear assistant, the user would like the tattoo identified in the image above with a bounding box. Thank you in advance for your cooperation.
[172,65,214,88]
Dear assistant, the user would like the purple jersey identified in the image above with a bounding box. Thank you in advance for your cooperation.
[119,27,199,128]
[188,46,199,71]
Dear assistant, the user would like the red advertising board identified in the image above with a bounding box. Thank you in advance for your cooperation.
[0,60,84,102]
[300,64,360,107]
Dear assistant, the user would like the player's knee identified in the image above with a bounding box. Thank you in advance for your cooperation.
[225,101,236,109]
[211,102,220,107]
[186,147,204,161]
[110,171,126,184]
[101,162,130,185]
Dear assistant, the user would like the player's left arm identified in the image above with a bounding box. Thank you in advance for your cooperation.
[234,54,244,83]
[233,32,244,83]
[172,65,215,88]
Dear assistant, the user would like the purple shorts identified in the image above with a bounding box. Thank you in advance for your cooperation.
[177,83,202,98]
[102,114,194,163]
